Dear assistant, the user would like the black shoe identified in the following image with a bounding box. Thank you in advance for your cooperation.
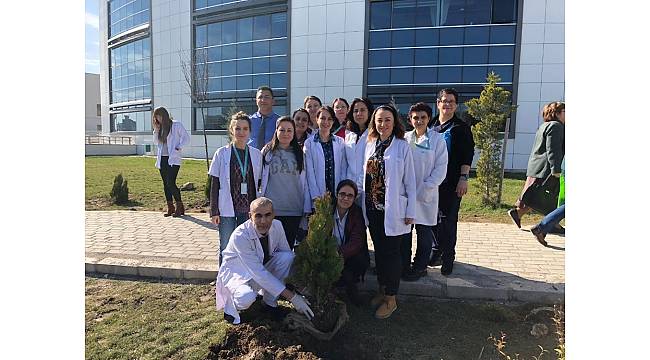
[261,303,289,321]
[428,251,442,268]
[507,209,521,228]
[441,262,454,276]
[223,313,236,324]
[548,224,565,235]
[402,268,427,282]
[530,225,548,246]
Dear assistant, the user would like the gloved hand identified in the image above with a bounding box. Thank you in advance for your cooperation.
[290,293,314,320]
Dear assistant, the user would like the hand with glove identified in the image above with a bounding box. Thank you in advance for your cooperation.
[290,293,314,320]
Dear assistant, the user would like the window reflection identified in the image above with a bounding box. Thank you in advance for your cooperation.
[110,37,151,104]
[109,0,150,37]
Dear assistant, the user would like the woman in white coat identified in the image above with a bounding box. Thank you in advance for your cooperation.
[344,98,374,190]
[304,106,348,206]
[362,104,416,319]
[260,116,312,249]
[401,102,448,282]
[209,111,263,261]
[152,107,191,217]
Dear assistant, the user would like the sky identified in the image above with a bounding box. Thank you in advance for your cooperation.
[85,0,100,74]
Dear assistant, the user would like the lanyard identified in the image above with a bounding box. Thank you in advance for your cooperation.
[333,125,344,135]
[232,145,249,178]
[335,210,347,243]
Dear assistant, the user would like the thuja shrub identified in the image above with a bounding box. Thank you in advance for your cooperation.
[110,173,129,205]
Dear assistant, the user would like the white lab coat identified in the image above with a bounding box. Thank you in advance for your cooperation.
[259,146,312,214]
[208,144,263,217]
[404,129,449,226]
[304,133,348,205]
[360,136,417,236]
[344,129,369,191]
[153,121,191,169]
[215,219,293,324]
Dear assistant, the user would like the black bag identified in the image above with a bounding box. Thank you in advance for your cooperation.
[521,175,560,215]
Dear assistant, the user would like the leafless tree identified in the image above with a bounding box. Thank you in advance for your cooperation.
[180,48,210,171]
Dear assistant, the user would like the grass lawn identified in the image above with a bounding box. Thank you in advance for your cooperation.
[86,276,561,360]
[85,156,545,225]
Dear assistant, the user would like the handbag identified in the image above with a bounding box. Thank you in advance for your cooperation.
[521,174,560,215]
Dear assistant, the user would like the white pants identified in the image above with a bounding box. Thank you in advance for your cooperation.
[229,251,294,312]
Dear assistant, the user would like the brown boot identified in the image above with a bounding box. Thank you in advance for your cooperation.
[164,201,175,217]
[375,295,397,319]
[370,286,385,308]
[172,200,185,217]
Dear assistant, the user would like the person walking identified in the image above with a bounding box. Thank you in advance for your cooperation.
[361,104,416,319]
[260,116,311,250]
[430,88,475,276]
[209,111,263,262]
[508,101,565,229]
[249,86,280,150]
[401,103,448,282]
[531,158,566,246]
[152,106,191,217]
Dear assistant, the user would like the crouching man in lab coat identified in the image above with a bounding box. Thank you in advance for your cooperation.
[215,197,314,324]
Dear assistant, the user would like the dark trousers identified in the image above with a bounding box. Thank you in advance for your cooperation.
[408,224,435,271]
[339,251,370,286]
[436,182,463,266]
[367,210,405,296]
[276,216,302,250]
[159,156,181,202]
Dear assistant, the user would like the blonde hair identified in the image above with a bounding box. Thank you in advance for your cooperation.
[542,101,565,122]
[228,111,252,143]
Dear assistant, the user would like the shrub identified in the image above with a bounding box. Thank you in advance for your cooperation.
[110,173,129,205]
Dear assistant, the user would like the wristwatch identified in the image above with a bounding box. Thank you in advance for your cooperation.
[459,174,469,181]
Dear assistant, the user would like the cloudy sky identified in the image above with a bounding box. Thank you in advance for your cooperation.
[85,0,99,74]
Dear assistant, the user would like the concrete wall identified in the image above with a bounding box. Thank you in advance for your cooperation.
[85,144,137,156]
[86,73,102,134]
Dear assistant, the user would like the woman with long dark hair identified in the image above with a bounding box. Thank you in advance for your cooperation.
[331,97,349,139]
[260,116,311,249]
[361,104,416,319]
[292,108,312,148]
[303,95,322,131]
[344,97,374,191]
[152,106,190,217]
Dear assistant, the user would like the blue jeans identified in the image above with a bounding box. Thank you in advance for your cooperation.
[538,204,565,235]
[219,212,249,259]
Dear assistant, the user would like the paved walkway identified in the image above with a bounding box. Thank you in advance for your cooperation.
[85,211,565,304]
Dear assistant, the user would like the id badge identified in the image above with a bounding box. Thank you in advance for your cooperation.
[240,183,248,195]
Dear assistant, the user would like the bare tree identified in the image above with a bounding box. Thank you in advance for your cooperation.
[180,48,210,171]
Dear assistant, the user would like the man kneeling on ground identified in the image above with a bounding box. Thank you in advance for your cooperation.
[215,197,314,324]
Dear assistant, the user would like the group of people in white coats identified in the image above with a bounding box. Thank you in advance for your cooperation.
[152,86,475,323]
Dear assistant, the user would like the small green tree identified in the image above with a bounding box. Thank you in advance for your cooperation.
[288,193,343,328]
[110,173,129,205]
[465,72,516,207]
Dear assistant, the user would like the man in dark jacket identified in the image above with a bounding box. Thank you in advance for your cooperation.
[430,88,475,276]
[333,180,370,305]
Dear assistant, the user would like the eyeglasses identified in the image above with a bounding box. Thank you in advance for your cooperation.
[337,192,355,200]
[437,99,456,105]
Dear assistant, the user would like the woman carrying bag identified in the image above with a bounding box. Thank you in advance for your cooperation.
[152,107,190,217]
[209,111,263,261]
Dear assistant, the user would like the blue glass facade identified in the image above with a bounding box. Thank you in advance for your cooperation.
[109,37,152,105]
[195,0,250,11]
[111,110,152,132]
[109,0,150,38]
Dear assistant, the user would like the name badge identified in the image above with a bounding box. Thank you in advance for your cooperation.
[241,183,248,195]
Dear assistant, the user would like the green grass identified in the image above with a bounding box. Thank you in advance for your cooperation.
[85,276,561,360]
[85,156,544,224]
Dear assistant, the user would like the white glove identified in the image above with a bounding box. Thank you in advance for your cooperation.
[290,293,314,320]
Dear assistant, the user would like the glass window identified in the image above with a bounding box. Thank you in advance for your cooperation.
[464,26,489,45]
[370,1,392,29]
[207,47,221,62]
[369,50,391,67]
[439,27,464,45]
[269,56,287,73]
[490,25,516,43]
[111,110,150,132]
[142,38,150,57]
[269,39,287,55]
[390,68,413,84]
[487,66,513,82]
[208,78,221,92]
[438,47,462,65]
[414,67,437,84]
[237,75,253,90]
[437,66,462,83]
[488,46,514,63]
[253,15,271,40]
[415,28,438,46]
[253,57,269,73]
[222,44,237,60]
[440,0,465,26]
[252,74,270,88]
[109,36,152,106]
[392,30,415,47]
[492,0,517,23]
[269,73,287,88]
[221,20,237,44]
[208,23,222,46]
[392,0,418,28]
[462,66,487,82]
[222,77,237,91]
[271,12,287,37]
[237,42,252,58]
[237,59,252,74]
[464,0,491,25]
[238,18,253,42]
[368,69,390,85]
[222,61,237,76]
[208,62,221,77]
[370,31,391,48]
[416,0,438,27]
[391,49,414,66]
[253,41,270,56]
[195,0,207,9]
[414,48,438,66]
[463,46,488,64]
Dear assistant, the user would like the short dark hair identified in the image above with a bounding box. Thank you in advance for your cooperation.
[257,86,274,98]
[408,102,433,123]
[336,179,358,198]
[368,104,405,140]
[303,95,322,107]
[437,88,459,103]
[346,97,374,135]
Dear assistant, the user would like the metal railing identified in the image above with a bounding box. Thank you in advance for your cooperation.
[85,135,134,145]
